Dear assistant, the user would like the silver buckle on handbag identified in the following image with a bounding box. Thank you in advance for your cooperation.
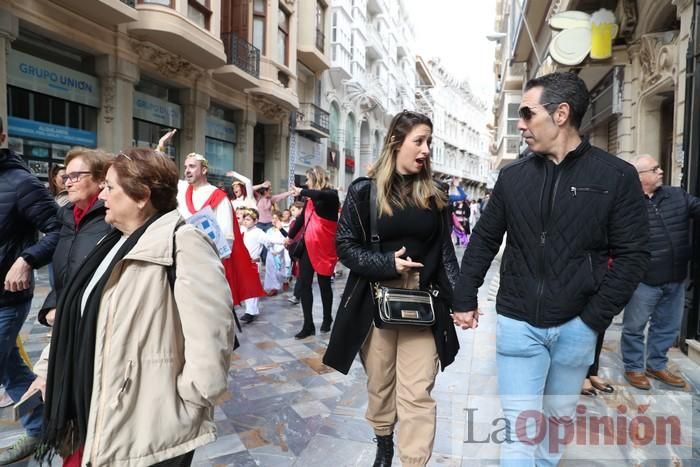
[401,309,419,319]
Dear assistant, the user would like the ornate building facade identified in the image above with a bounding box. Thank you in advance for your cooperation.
[0,0,330,195]
[415,57,491,198]
[323,0,418,191]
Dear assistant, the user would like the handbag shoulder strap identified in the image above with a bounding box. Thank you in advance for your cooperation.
[369,180,381,253]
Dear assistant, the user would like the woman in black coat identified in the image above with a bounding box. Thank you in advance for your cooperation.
[38,148,112,327]
[323,111,459,467]
[288,166,340,338]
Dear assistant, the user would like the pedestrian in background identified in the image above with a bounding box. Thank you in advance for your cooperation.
[621,154,700,390]
[48,164,69,207]
[37,148,233,467]
[451,72,649,466]
[324,110,459,467]
[288,166,339,339]
[0,116,60,465]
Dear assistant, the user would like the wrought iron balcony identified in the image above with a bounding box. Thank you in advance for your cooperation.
[121,0,135,6]
[221,32,260,79]
[315,28,325,52]
[297,103,330,138]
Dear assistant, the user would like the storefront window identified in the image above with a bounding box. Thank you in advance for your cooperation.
[133,119,180,160]
[205,138,235,186]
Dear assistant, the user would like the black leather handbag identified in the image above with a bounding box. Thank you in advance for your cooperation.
[369,181,435,327]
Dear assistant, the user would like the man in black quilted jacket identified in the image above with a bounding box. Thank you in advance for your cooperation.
[0,116,59,464]
[621,154,700,390]
[452,72,649,465]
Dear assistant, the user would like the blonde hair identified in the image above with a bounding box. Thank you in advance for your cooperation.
[305,166,331,190]
[367,111,446,216]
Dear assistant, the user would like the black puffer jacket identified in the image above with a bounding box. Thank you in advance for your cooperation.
[323,178,460,374]
[453,141,650,333]
[642,186,700,286]
[0,149,60,306]
[39,200,111,324]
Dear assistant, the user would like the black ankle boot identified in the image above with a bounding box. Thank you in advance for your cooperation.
[294,327,315,339]
[373,433,393,467]
[320,319,332,333]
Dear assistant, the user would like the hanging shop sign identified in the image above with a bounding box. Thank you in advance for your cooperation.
[549,9,618,66]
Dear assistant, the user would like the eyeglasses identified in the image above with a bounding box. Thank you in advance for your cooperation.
[61,171,92,183]
[638,165,662,174]
[518,102,558,121]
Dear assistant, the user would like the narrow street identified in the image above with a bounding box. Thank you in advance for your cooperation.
[1,250,697,466]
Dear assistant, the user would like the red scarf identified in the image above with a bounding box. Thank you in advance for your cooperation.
[72,193,99,231]
[186,184,264,304]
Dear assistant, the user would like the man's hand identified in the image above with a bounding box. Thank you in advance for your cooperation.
[157,129,177,151]
[394,246,424,274]
[453,310,481,330]
[3,257,32,292]
[45,309,56,326]
[23,376,46,401]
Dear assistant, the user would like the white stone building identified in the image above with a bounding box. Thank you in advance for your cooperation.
[416,57,491,199]
[323,0,418,191]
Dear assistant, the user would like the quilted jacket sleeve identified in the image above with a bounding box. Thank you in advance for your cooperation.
[17,172,60,267]
[686,191,700,219]
[336,181,399,282]
[580,166,650,333]
[452,173,508,311]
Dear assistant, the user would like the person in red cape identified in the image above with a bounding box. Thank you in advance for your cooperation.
[287,166,339,339]
[176,152,264,305]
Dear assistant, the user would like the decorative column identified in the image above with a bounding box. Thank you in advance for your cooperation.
[0,9,18,148]
[180,87,210,160]
[95,56,139,153]
[233,108,257,178]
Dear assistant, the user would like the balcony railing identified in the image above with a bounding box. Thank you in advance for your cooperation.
[221,32,260,78]
[315,28,325,52]
[300,103,330,134]
[121,0,136,6]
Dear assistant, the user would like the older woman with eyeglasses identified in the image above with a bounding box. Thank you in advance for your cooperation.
[36,148,233,467]
[37,148,112,329]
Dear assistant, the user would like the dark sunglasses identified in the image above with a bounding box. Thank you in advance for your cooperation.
[518,102,558,121]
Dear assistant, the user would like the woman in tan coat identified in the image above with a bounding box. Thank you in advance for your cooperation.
[38,148,234,467]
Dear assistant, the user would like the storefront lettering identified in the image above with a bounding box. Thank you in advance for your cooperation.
[18,63,95,93]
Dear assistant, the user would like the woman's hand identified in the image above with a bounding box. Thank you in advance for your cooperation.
[23,376,46,401]
[290,186,303,197]
[394,246,423,274]
[45,309,56,326]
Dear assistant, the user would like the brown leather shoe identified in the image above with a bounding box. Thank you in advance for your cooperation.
[645,368,686,388]
[624,371,651,390]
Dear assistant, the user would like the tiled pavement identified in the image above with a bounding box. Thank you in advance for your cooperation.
[1,250,699,466]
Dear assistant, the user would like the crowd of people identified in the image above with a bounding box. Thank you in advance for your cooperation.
[0,70,695,467]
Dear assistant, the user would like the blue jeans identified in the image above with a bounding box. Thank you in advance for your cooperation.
[496,314,598,467]
[0,300,42,437]
[621,281,685,372]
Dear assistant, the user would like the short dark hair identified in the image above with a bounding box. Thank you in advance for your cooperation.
[524,72,590,130]
[112,148,179,212]
[0,116,4,134]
